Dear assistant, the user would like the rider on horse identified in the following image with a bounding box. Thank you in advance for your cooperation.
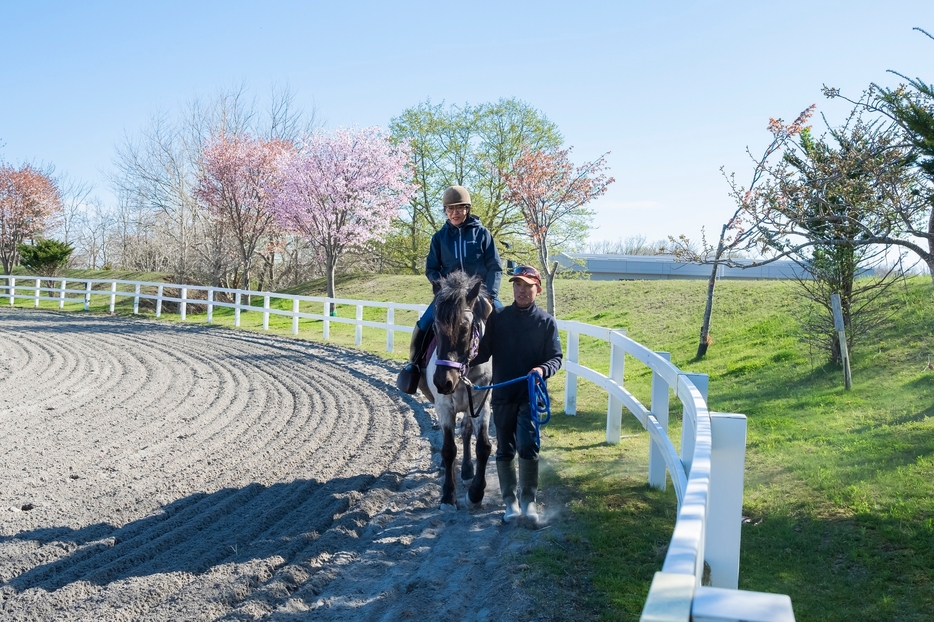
[397,185,502,393]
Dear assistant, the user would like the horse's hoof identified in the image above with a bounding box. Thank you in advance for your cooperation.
[465,493,483,511]
[439,502,457,512]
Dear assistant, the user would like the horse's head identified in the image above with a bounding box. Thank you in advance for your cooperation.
[432,271,490,395]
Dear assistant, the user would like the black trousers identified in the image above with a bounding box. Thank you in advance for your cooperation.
[494,401,539,462]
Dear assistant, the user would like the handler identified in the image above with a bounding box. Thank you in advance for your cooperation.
[397,185,502,392]
[471,265,562,526]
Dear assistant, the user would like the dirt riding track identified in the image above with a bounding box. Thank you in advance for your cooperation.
[0,309,542,621]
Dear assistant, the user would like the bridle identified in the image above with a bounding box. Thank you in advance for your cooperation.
[433,322,481,377]
[433,316,485,418]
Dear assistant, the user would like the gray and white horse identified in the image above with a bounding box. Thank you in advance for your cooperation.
[418,271,493,511]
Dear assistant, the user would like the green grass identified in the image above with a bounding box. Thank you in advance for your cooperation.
[5,270,934,620]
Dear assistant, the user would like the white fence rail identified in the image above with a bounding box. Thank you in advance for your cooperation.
[0,276,426,351]
[0,275,793,620]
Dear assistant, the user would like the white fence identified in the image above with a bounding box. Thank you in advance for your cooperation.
[0,275,794,621]
[0,276,426,351]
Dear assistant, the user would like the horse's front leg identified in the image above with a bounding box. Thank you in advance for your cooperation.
[466,401,493,511]
[460,412,475,482]
[438,406,458,510]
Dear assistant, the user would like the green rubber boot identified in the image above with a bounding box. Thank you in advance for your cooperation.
[518,457,540,527]
[497,460,521,523]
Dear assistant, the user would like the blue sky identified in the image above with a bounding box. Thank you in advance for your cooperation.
[1,1,931,246]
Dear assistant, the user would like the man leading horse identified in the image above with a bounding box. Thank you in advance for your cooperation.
[472,265,563,527]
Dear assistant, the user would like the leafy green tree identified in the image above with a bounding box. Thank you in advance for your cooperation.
[18,238,74,277]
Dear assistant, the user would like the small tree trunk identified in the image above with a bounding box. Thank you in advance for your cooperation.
[544,261,558,316]
[697,260,719,359]
[326,256,337,314]
[243,263,252,306]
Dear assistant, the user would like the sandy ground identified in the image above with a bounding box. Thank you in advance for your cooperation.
[0,308,570,621]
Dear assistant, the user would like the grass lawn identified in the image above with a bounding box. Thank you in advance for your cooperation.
[6,269,934,621]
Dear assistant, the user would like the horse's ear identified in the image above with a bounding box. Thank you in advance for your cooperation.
[466,280,483,307]
[431,279,442,295]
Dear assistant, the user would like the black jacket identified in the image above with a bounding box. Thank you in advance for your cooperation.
[472,301,563,404]
[426,215,502,298]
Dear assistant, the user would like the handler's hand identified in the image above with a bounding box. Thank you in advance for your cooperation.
[531,366,544,378]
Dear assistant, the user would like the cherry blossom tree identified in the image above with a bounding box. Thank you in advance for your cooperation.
[270,127,415,303]
[0,163,63,275]
[504,146,613,315]
[195,133,290,293]
[667,105,816,358]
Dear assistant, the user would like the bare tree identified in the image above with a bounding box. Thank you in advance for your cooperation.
[668,105,816,358]
[110,84,317,284]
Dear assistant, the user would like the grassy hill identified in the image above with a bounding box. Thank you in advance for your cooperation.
[11,269,934,620]
[261,273,934,620]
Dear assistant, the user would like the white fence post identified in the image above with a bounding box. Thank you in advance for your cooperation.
[648,351,672,490]
[681,373,709,472]
[133,283,140,314]
[234,292,241,327]
[262,294,270,330]
[84,281,91,311]
[8,276,14,305]
[606,329,626,444]
[207,288,214,323]
[322,300,330,340]
[386,307,395,353]
[355,305,363,345]
[705,412,747,590]
[292,299,299,335]
[564,326,580,415]
[34,278,41,307]
[109,281,117,314]
[156,285,163,317]
[180,287,187,321]
[59,279,66,309]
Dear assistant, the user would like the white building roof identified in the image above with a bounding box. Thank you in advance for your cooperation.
[555,253,810,281]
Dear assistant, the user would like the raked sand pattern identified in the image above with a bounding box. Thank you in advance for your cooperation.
[0,308,542,621]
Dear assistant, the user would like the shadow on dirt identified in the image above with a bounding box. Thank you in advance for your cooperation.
[3,471,417,594]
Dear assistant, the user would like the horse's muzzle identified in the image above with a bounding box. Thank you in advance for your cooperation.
[433,367,459,395]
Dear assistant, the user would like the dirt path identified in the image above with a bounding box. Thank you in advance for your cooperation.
[0,308,560,621]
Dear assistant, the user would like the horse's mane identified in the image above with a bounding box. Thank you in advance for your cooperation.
[434,272,488,342]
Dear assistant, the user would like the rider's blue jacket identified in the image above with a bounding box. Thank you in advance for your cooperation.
[426,215,502,300]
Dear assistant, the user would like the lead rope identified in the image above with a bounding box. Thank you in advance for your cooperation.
[467,371,551,445]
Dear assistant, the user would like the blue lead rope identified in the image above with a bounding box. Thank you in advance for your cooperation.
[470,371,552,445]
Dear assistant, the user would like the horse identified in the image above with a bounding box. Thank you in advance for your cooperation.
[417,271,493,511]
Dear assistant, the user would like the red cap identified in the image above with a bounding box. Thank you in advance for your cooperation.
[509,265,542,288]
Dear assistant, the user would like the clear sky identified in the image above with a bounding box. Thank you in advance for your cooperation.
[1,1,931,247]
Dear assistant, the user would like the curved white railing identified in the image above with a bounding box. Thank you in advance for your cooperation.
[0,275,794,621]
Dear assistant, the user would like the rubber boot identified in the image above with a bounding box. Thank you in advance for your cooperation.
[396,325,427,393]
[518,457,540,527]
[497,460,521,523]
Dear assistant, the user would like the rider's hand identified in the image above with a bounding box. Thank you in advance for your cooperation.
[531,366,544,378]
